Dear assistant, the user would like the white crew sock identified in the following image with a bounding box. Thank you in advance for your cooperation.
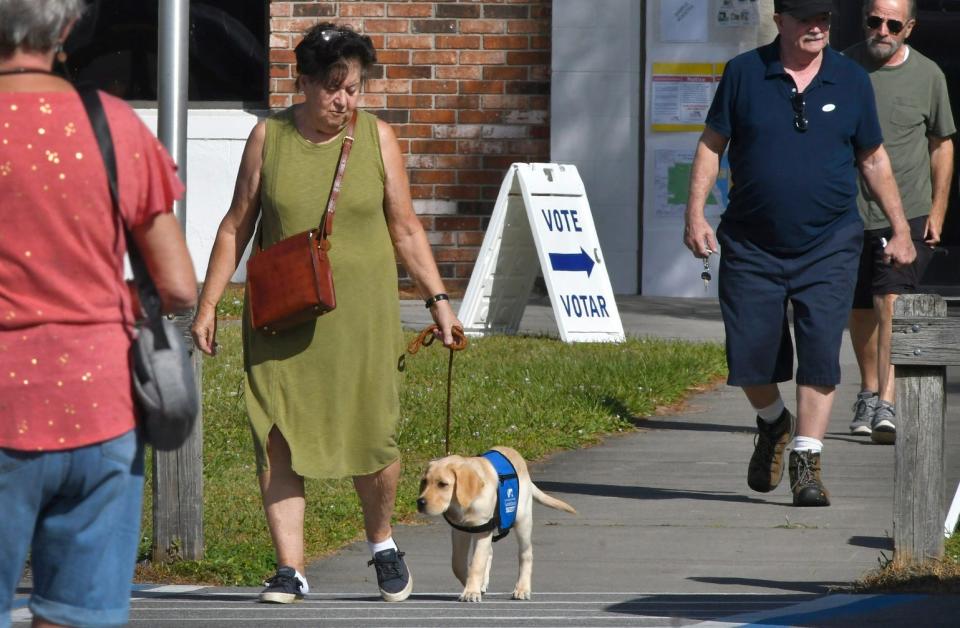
[755,398,786,423]
[294,569,310,594]
[369,537,398,557]
[792,436,823,454]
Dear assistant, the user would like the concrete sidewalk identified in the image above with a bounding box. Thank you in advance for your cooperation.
[309,295,960,598]
[15,297,959,627]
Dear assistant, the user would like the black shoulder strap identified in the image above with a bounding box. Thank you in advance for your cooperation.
[77,88,165,327]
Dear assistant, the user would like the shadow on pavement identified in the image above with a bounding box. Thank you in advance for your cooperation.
[130,591,258,602]
[847,535,894,551]
[686,577,845,594]
[603,592,814,619]
[823,432,885,445]
[631,417,755,434]
[536,481,769,504]
[599,397,753,434]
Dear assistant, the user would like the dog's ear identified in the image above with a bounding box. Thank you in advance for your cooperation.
[453,462,483,508]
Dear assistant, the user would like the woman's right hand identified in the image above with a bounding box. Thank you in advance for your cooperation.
[191,305,219,356]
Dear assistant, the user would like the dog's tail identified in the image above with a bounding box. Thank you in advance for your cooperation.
[530,483,577,514]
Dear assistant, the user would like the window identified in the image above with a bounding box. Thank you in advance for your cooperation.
[64,0,267,105]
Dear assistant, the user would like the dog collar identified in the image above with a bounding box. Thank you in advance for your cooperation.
[443,450,519,542]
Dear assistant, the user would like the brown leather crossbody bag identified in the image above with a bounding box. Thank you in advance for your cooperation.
[246,111,357,334]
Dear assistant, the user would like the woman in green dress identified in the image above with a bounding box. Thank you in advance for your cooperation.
[191,23,461,604]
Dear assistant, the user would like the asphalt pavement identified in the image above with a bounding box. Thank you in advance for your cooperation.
[11,296,960,627]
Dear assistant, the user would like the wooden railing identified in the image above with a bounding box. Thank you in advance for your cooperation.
[890,293,959,566]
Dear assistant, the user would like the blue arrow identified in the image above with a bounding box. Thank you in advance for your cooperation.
[549,247,595,277]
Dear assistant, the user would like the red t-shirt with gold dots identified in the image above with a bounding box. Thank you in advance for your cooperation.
[0,90,184,451]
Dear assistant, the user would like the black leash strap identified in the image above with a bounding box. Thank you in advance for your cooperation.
[406,325,467,455]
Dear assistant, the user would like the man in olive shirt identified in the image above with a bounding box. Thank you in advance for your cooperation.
[845,0,955,443]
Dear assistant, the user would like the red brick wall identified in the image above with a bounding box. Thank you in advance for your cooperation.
[268,1,552,296]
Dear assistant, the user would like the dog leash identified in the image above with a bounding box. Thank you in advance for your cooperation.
[406,325,468,455]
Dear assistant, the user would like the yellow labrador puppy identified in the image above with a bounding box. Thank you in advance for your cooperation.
[417,446,576,602]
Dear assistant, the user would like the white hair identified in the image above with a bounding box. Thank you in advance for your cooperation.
[0,0,86,56]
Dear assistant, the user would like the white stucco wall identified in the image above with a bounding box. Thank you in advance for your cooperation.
[550,0,642,295]
[134,108,262,282]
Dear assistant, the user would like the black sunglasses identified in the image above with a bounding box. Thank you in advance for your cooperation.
[865,15,906,34]
[791,92,808,133]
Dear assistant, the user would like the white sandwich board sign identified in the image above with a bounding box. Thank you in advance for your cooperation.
[459,163,624,343]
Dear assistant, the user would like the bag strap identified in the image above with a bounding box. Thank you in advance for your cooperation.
[320,109,358,238]
[256,109,358,252]
[77,88,166,330]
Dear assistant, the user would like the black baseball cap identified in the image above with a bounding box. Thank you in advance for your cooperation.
[774,0,834,18]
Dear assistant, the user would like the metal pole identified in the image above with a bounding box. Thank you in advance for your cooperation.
[158,0,189,226]
[154,0,204,562]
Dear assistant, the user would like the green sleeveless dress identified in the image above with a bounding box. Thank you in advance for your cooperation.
[243,108,403,479]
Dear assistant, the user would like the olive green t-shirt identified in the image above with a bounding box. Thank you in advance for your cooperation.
[844,43,956,230]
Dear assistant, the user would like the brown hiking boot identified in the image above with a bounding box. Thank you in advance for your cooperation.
[747,409,794,493]
[789,450,830,507]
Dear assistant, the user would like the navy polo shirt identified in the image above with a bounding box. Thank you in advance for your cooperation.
[706,38,883,253]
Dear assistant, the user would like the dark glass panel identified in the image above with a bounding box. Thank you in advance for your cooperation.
[63,0,267,104]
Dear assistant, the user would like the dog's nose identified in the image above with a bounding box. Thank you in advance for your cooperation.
[416,497,426,512]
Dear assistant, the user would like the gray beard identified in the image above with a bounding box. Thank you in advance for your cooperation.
[866,37,902,62]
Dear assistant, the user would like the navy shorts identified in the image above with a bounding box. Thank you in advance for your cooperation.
[851,215,935,309]
[717,220,863,388]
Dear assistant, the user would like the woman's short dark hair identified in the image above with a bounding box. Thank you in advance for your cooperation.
[295,23,377,88]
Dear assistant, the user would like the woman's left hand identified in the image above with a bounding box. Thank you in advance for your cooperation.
[429,300,463,348]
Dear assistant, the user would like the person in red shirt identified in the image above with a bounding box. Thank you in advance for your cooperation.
[0,1,196,626]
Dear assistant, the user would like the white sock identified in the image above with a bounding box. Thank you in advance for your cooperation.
[792,436,823,453]
[755,398,786,423]
[369,537,398,557]
[294,569,310,595]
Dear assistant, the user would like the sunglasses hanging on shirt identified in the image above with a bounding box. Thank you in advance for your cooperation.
[791,92,808,133]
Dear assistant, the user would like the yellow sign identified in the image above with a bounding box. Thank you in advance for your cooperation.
[650,62,725,132]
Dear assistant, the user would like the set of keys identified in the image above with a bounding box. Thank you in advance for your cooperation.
[701,250,713,291]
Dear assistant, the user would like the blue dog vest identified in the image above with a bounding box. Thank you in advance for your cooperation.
[484,450,519,539]
[443,449,519,542]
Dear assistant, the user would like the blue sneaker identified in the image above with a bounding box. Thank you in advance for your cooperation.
[259,566,304,604]
[368,549,413,602]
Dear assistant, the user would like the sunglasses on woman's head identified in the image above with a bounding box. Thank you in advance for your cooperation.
[320,29,345,42]
[865,15,906,34]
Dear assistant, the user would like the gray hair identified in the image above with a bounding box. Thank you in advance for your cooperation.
[0,0,86,56]
[862,0,917,20]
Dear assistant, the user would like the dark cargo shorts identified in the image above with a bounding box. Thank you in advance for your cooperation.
[717,220,863,388]
[851,215,935,309]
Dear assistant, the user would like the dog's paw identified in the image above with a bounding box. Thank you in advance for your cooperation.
[459,589,483,603]
[511,587,531,601]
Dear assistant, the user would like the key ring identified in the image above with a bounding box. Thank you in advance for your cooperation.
[700,249,713,291]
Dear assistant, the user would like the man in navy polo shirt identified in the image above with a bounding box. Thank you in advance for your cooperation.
[683,0,916,507]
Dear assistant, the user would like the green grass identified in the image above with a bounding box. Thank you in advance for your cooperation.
[851,513,960,592]
[214,284,245,320]
[137,313,727,586]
